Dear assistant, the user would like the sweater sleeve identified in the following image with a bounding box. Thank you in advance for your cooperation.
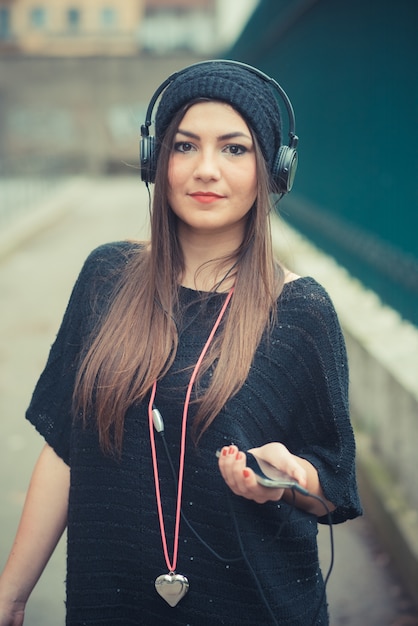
[279,279,362,524]
[25,241,133,465]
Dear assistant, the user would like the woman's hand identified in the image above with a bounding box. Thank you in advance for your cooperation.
[0,597,25,626]
[218,442,336,515]
[217,443,307,504]
[0,444,69,626]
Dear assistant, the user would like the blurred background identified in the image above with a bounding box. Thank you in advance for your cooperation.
[1,0,418,624]
[1,0,417,322]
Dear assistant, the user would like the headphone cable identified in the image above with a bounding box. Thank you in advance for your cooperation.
[153,407,334,625]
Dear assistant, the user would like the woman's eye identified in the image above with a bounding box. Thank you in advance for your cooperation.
[174,142,194,153]
[224,144,247,155]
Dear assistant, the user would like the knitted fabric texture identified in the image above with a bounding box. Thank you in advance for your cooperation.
[155,61,282,173]
[26,242,362,625]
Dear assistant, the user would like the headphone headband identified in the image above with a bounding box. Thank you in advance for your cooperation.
[140,59,299,194]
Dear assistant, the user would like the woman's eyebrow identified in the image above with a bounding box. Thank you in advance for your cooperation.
[176,128,252,141]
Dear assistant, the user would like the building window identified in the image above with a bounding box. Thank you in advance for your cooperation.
[0,7,10,40]
[101,7,117,28]
[30,7,47,29]
[67,8,81,31]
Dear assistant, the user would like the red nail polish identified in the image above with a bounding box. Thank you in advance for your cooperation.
[222,448,228,457]
[243,469,250,478]
[228,447,235,455]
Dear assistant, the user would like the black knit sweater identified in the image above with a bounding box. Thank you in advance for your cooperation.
[26,242,362,626]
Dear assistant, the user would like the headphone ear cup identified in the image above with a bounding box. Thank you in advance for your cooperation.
[272,146,298,194]
[140,135,156,184]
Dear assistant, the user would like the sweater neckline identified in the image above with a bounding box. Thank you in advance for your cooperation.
[179,275,311,297]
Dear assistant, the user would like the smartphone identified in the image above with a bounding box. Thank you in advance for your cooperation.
[216,449,300,489]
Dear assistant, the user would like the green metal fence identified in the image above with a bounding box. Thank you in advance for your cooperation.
[229,0,418,325]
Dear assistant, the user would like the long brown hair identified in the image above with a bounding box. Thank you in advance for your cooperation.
[73,101,285,454]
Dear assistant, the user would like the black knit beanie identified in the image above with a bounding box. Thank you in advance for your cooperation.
[155,61,282,173]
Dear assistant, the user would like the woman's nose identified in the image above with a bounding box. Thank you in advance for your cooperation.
[193,149,221,181]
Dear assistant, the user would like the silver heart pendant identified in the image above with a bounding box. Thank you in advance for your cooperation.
[155,572,189,607]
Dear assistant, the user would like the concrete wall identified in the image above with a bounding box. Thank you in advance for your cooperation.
[271,213,418,609]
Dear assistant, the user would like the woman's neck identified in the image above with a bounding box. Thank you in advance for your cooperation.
[178,230,239,292]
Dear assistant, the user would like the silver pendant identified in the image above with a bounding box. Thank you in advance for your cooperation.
[155,572,189,607]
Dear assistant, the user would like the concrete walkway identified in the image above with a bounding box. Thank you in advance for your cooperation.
[1,177,417,625]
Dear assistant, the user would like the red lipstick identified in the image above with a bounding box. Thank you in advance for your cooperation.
[189,192,224,204]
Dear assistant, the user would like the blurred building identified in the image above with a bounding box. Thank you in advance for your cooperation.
[0,0,259,56]
[0,0,145,56]
[140,0,215,55]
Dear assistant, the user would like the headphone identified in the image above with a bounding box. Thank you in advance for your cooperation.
[140,59,298,195]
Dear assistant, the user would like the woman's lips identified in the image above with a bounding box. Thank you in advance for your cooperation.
[189,192,224,204]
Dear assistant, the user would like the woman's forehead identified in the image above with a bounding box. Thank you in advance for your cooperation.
[177,100,251,134]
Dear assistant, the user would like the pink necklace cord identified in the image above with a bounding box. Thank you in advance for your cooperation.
[148,287,234,573]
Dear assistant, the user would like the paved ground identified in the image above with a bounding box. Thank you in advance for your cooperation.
[1,177,417,625]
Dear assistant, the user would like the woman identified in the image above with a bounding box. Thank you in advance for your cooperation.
[0,60,361,625]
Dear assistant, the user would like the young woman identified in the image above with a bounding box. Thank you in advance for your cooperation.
[0,60,361,625]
